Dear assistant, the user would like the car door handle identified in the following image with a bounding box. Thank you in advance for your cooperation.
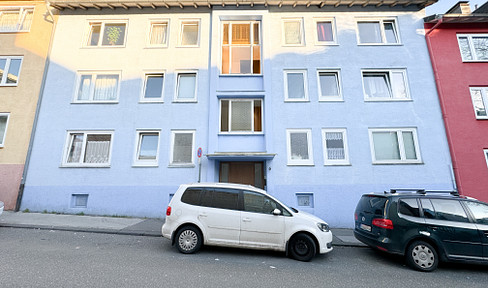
[242,218,251,222]
[428,226,437,231]
[199,213,208,218]
[483,231,488,238]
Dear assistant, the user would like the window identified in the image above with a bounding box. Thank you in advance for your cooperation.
[469,87,488,119]
[457,34,488,62]
[369,128,421,164]
[398,198,420,217]
[322,129,349,165]
[179,20,199,46]
[134,130,160,166]
[170,130,195,166]
[0,113,10,147]
[284,70,307,101]
[357,19,399,45]
[175,72,197,102]
[362,69,409,100]
[71,194,89,208]
[315,18,336,45]
[141,73,164,102]
[484,149,488,169]
[75,72,120,103]
[243,191,281,214]
[181,188,203,205]
[465,201,488,225]
[200,188,239,210]
[220,99,262,133]
[86,21,127,47]
[63,131,113,167]
[148,20,169,47]
[287,129,313,165]
[296,193,314,208]
[317,70,341,101]
[282,18,303,46]
[222,21,261,74]
[0,7,33,32]
[429,199,469,223]
[0,56,23,86]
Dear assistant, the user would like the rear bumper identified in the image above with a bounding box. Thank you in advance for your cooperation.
[354,229,402,255]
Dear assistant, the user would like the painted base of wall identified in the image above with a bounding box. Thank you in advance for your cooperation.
[0,164,23,210]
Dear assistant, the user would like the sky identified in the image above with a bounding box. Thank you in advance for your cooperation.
[425,0,486,15]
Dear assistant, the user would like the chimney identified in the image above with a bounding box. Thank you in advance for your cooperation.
[445,1,472,14]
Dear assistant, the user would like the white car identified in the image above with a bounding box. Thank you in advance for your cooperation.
[162,183,333,261]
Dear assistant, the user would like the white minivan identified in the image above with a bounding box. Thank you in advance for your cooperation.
[162,183,333,261]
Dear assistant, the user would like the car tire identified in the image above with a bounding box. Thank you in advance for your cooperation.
[406,241,439,272]
[175,226,202,254]
[289,233,316,262]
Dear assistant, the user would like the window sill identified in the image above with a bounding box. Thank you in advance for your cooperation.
[282,44,305,47]
[287,163,315,166]
[219,132,264,136]
[0,84,19,87]
[319,98,344,102]
[60,164,111,168]
[172,100,197,103]
[324,163,351,166]
[168,164,195,168]
[357,43,402,46]
[364,98,412,102]
[372,161,423,165]
[176,45,200,48]
[315,42,339,46]
[139,100,164,104]
[219,73,263,77]
[72,101,119,104]
[285,99,310,103]
[81,45,127,49]
[132,164,159,168]
[144,46,169,49]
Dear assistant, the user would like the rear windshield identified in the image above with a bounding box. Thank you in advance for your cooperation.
[357,195,388,216]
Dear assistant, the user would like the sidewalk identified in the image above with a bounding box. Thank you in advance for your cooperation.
[0,211,365,247]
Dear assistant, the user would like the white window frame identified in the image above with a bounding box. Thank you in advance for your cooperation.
[282,18,304,46]
[457,34,488,62]
[284,70,308,102]
[356,18,400,45]
[174,70,198,102]
[314,18,337,45]
[361,69,410,101]
[73,71,121,103]
[286,129,314,166]
[0,56,23,86]
[0,113,10,148]
[62,130,114,167]
[178,19,200,47]
[133,130,161,167]
[0,6,34,33]
[369,128,422,164]
[147,19,169,48]
[317,69,342,101]
[219,98,263,134]
[484,149,488,170]
[84,20,128,48]
[469,87,488,119]
[169,130,195,167]
[140,71,165,103]
[322,128,350,166]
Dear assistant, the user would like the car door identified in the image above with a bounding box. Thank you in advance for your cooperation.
[239,191,285,249]
[198,188,241,246]
[420,198,483,259]
[463,201,488,258]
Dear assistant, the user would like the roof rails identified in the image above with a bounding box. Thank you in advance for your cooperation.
[386,189,459,196]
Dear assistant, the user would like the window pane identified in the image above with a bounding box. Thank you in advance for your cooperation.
[6,59,21,84]
[319,72,339,97]
[67,134,84,163]
[383,22,398,43]
[287,72,305,99]
[317,22,333,42]
[181,188,202,205]
[0,11,19,31]
[325,132,345,160]
[20,9,33,31]
[243,192,277,214]
[399,199,420,217]
[253,100,262,132]
[181,23,198,46]
[471,89,487,117]
[373,131,400,160]
[84,134,111,163]
[231,46,251,74]
[458,37,473,60]
[391,72,407,99]
[363,73,391,98]
[94,75,118,101]
[465,202,488,225]
[290,132,309,160]
[150,23,167,45]
[177,73,196,100]
[231,101,252,131]
[0,116,8,145]
[402,131,417,160]
[173,133,193,164]
[77,75,92,101]
[253,23,260,44]
[221,100,229,132]
[0,59,6,81]
[430,199,469,223]
[138,133,158,160]
[472,37,488,60]
[232,24,250,44]
[223,23,229,45]
[211,189,239,210]
[253,45,261,74]
[102,24,126,46]
[284,21,301,45]
[144,74,164,99]
[88,24,101,46]
[358,22,381,43]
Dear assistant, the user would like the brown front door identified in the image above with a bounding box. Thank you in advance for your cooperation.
[219,162,265,189]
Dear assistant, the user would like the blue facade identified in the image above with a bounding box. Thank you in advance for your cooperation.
[21,3,453,227]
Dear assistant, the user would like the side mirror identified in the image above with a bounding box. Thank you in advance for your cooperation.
[272,208,282,216]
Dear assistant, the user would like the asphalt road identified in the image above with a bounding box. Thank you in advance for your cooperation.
[1,227,487,288]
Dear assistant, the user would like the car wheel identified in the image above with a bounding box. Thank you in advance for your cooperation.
[289,233,316,262]
[176,226,202,254]
[406,241,438,272]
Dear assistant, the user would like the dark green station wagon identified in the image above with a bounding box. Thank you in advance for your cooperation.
[354,189,488,272]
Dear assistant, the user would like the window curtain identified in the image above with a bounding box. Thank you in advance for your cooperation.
[364,73,390,98]
[317,22,333,42]
[284,21,301,44]
[325,132,345,160]
[150,23,167,45]
[67,134,84,163]
[0,116,8,144]
[358,22,381,43]
[84,135,111,163]
[287,73,305,99]
[373,132,400,160]
[473,37,488,60]
[173,133,192,163]
[402,131,417,160]
[0,11,19,32]
[182,23,198,45]
[94,75,118,101]
[471,89,487,117]
[290,132,309,160]
[319,73,339,97]
[19,9,33,31]
[383,22,397,43]
[458,37,473,60]
[231,101,252,131]
[391,72,407,99]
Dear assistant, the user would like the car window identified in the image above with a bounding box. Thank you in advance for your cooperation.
[357,196,387,216]
[429,199,469,223]
[200,188,239,211]
[243,191,277,214]
[465,201,488,225]
[181,188,203,205]
[420,199,435,219]
[398,198,420,217]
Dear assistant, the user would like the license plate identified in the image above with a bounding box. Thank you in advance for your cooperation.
[360,223,372,232]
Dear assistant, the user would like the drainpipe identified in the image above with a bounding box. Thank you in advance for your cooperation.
[15,1,56,211]
[424,18,459,192]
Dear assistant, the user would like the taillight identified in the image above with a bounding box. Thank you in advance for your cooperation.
[166,206,172,216]
[354,213,358,221]
[372,218,393,229]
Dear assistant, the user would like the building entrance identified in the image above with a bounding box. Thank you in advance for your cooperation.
[219,161,265,189]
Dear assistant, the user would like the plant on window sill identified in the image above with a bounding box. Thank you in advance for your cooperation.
[106,27,122,45]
